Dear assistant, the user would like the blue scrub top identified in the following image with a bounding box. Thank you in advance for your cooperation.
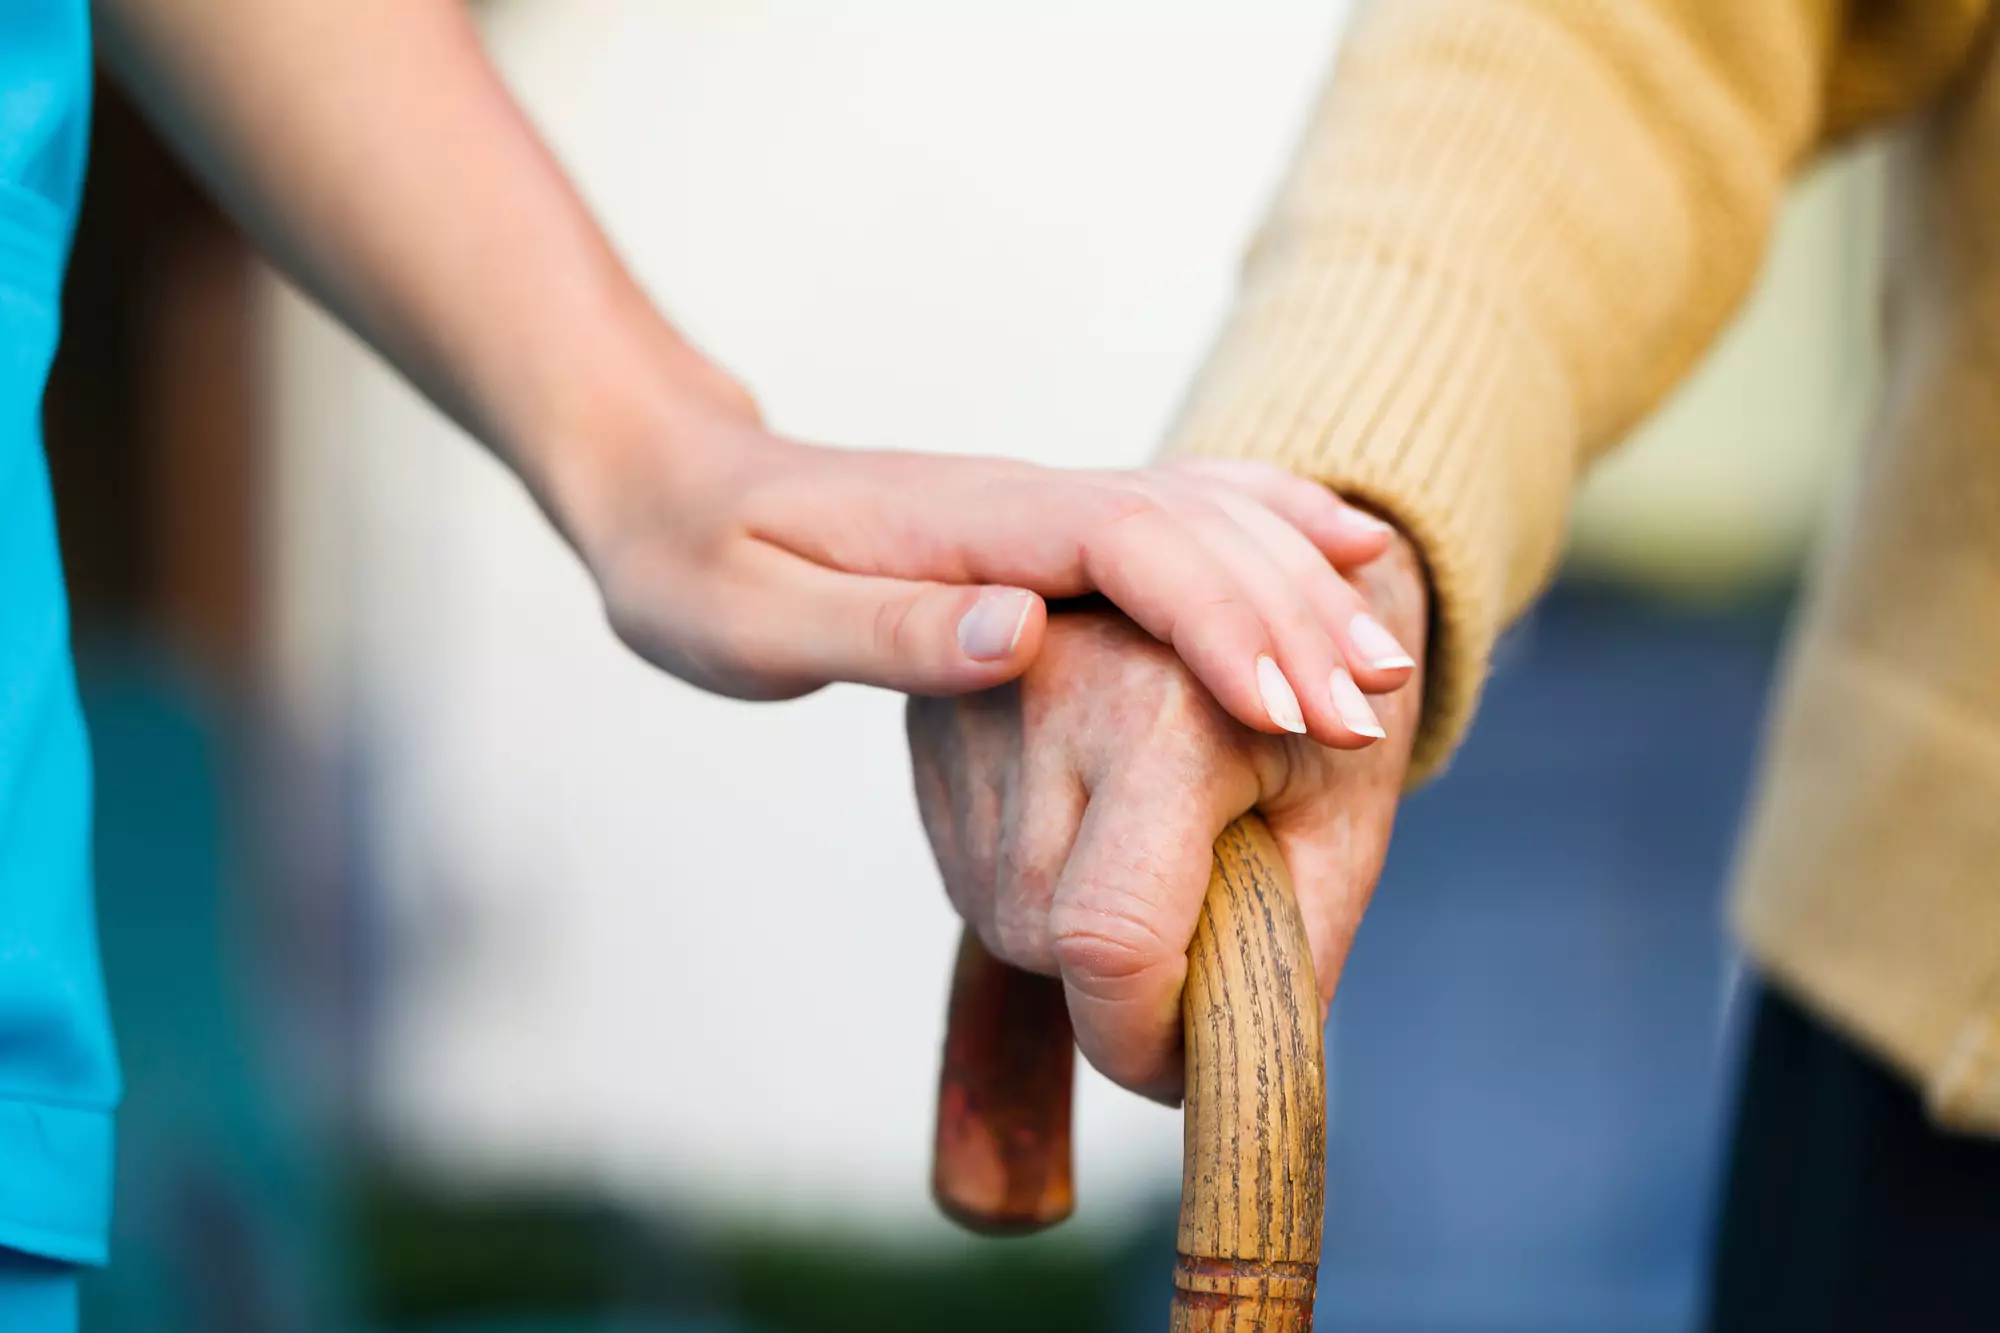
[0,0,120,1266]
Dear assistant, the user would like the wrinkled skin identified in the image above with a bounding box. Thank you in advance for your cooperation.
[910,535,1429,1102]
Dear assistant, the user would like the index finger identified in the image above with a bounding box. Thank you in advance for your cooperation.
[1046,758,1256,1103]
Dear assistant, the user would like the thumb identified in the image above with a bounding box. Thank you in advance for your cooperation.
[762,560,1050,694]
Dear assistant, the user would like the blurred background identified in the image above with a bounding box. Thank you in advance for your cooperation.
[46,1,1886,1330]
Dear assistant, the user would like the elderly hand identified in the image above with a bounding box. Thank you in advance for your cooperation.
[907,530,1428,1100]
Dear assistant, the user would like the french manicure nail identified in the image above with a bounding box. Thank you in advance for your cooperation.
[1348,612,1416,671]
[1330,667,1387,738]
[1339,507,1396,537]
[1257,656,1307,734]
[957,589,1033,661]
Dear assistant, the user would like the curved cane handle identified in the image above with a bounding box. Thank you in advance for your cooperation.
[932,813,1326,1330]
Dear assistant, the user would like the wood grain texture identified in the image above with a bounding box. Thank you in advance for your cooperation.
[931,928,1076,1234]
[932,815,1325,1328]
[1171,814,1325,1331]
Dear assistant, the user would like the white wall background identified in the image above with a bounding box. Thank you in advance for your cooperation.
[268,0,1879,1239]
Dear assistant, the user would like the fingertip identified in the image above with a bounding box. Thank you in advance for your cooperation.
[1135,1064,1187,1109]
[1342,611,1417,676]
[1346,661,1415,699]
[1160,605,1295,739]
[1284,505,1390,574]
[1322,514,1396,565]
[1204,651,1325,741]
[1007,594,1049,664]
[1312,714,1384,750]
[1333,503,1398,543]
[1327,665,1388,744]
[773,565,1047,696]
[1255,655,1309,735]
[956,587,1041,665]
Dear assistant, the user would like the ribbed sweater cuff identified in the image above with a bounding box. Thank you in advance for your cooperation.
[1165,254,1579,780]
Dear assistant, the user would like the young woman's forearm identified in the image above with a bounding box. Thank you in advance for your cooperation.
[95,0,694,500]
[92,0,1419,731]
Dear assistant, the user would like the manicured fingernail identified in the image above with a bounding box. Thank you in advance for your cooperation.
[1257,656,1307,734]
[1338,507,1396,538]
[1330,666,1386,738]
[957,589,1033,661]
[1348,612,1416,671]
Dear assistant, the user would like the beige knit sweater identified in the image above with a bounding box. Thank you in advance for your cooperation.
[1169,0,2000,1131]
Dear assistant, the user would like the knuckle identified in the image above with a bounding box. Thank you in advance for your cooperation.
[1315,586,1368,637]
[984,911,1055,976]
[1049,897,1175,993]
[1171,492,1232,532]
[1251,723,1303,798]
[1269,589,1327,641]
[1175,594,1258,652]
[870,592,924,667]
[1323,570,1365,608]
[982,822,1070,975]
[1085,490,1166,541]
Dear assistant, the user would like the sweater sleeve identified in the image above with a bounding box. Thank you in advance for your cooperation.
[1164,0,1989,780]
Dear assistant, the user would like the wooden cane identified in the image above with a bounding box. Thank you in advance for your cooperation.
[933,813,1326,1330]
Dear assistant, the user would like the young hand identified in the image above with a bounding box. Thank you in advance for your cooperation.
[96,0,1415,735]
[547,365,1416,742]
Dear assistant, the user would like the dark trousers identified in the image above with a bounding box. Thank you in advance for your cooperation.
[1707,982,2000,1332]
